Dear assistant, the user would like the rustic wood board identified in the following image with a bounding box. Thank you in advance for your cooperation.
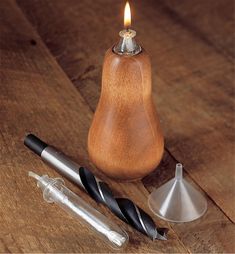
[0,0,234,252]
[16,2,233,252]
[0,0,186,253]
[162,0,235,61]
[16,0,235,223]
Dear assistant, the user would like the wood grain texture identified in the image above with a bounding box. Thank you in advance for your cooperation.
[162,0,235,61]
[16,0,235,222]
[0,0,186,253]
[88,48,164,180]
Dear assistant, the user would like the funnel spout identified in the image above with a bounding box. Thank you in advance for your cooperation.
[175,163,183,180]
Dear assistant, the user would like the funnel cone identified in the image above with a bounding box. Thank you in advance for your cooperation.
[148,164,207,223]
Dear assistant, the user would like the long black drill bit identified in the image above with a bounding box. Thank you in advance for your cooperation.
[24,134,168,240]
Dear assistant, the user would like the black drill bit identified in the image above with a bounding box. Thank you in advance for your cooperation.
[79,166,168,240]
[24,134,168,240]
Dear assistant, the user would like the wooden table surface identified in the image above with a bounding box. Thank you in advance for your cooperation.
[1,0,235,253]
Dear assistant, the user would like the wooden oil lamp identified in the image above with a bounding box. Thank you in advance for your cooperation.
[88,2,164,181]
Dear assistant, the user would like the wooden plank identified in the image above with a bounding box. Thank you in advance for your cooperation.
[16,0,235,222]
[0,0,186,253]
[15,0,235,252]
[161,0,235,61]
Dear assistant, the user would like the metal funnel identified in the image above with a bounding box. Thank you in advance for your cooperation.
[148,163,207,223]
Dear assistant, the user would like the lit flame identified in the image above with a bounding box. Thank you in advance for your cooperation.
[124,2,131,29]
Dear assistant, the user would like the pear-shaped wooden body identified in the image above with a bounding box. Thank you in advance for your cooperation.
[88,48,164,181]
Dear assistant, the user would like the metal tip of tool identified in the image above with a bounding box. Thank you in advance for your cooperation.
[155,228,168,241]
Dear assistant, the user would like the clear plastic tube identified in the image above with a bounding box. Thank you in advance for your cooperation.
[29,171,128,250]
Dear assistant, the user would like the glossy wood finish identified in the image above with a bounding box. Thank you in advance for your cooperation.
[88,48,164,180]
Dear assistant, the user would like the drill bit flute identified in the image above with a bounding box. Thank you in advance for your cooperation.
[24,134,168,240]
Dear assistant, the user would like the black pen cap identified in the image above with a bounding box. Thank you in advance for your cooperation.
[24,134,48,156]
